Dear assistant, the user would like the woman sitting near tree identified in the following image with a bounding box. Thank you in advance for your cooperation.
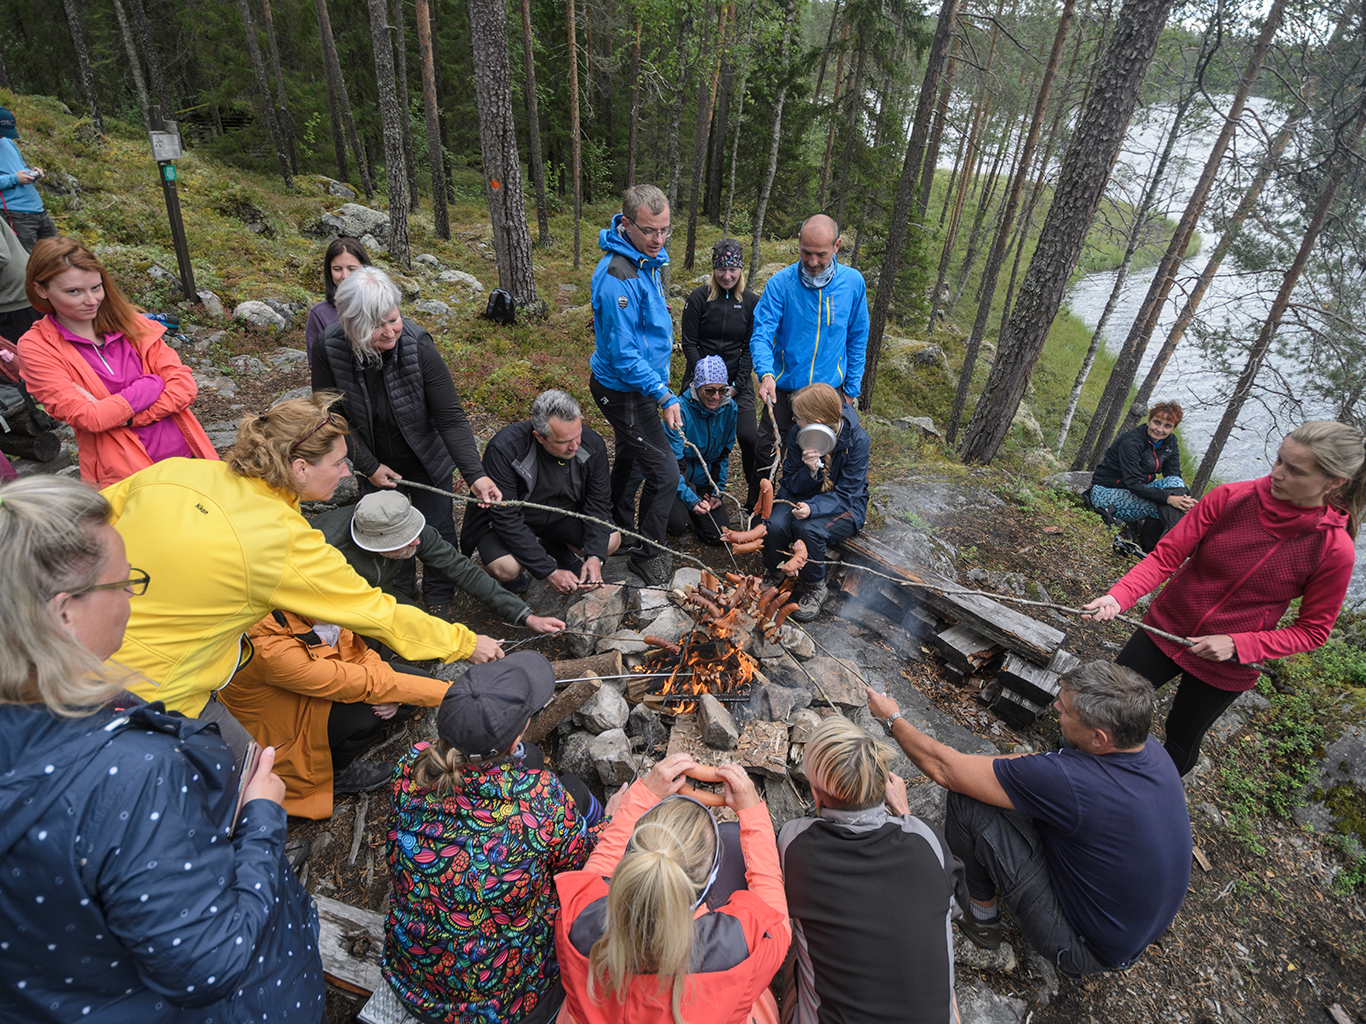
[1088,400,1196,555]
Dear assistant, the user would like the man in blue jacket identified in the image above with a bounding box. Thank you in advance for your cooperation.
[750,214,869,477]
[589,184,681,586]
[0,107,57,252]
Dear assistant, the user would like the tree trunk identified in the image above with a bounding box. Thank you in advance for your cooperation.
[260,0,296,173]
[1192,87,1366,494]
[958,0,1178,465]
[518,0,551,244]
[315,0,350,183]
[60,0,105,135]
[112,0,153,130]
[926,89,984,331]
[666,15,693,210]
[467,0,541,313]
[415,0,449,238]
[833,35,866,229]
[627,14,642,186]
[321,0,373,196]
[684,1,729,270]
[236,0,291,187]
[858,0,958,412]
[918,42,958,225]
[1123,114,1300,434]
[946,0,1074,444]
[392,0,419,211]
[368,0,409,266]
[568,0,583,268]
[125,0,168,112]
[722,0,755,235]
[0,44,11,92]
[817,23,849,210]
[1074,1,1285,467]
[749,0,796,279]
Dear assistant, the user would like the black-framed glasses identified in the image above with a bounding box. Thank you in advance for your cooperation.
[699,385,730,397]
[75,568,151,597]
[627,218,672,241]
[289,413,340,457]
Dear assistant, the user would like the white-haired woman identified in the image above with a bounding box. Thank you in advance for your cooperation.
[0,475,324,1022]
[312,266,501,620]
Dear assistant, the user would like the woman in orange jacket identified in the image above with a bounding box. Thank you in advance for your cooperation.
[554,754,789,1024]
[18,237,215,486]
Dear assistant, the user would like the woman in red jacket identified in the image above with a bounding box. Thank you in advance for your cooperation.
[1083,421,1365,775]
[18,237,215,486]
[554,753,789,1024]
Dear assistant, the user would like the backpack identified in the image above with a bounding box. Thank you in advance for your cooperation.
[483,289,516,326]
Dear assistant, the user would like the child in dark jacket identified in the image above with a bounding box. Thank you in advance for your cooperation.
[668,355,739,544]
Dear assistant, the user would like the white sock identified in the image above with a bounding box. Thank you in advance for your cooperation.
[970,900,999,921]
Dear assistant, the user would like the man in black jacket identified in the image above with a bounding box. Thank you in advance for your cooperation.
[461,389,621,595]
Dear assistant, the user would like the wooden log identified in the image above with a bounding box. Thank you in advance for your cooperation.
[990,686,1049,729]
[1047,649,1083,677]
[842,535,1065,664]
[931,624,1002,675]
[997,652,1062,707]
[314,894,385,996]
[0,428,60,461]
[525,675,601,745]
[552,650,622,686]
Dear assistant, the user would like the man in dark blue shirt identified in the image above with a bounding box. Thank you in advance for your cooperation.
[867,661,1191,977]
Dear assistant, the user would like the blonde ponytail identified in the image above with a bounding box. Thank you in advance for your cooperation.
[587,799,717,1024]
[411,739,468,795]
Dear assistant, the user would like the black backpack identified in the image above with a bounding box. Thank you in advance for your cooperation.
[484,289,516,326]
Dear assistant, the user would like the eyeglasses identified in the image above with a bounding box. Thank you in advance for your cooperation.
[289,413,340,457]
[628,218,672,242]
[75,568,151,597]
[699,385,730,397]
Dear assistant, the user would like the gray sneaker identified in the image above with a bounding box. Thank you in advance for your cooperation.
[791,579,828,622]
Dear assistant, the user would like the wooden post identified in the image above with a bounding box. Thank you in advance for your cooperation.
[147,105,196,302]
[525,676,601,746]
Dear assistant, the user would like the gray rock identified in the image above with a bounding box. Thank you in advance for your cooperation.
[330,467,360,507]
[148,264,176,282]
[193,370,237,399]
[565,584,627,658]
[788,708,821,745]
[575,682,630,734]
[640,605,694,645]
[233,300,287,332]
[590,729,636,787]
[269,347,310,368]
[1025,950,1060,1007]
[1234,690,1270,711]
[626,703,667,754]
[596,629,648,655]
[557,730,598,781]
[954,939,1018,978]
[228,354,268,375]
[892,415,943,441]
[263,297,301,319]
[1047,470,1094,496]
[754,623,814,660]
[415,299,451,316]
[359,232,387,254]
[749,684,811,723]
[954,979,1025,1023]
[274,384,313,403]
[395,276,421,300]
[326,179,357,199]
[751,262,788,292]
[322,202,390,241]
[196,290,226,317]
[437,269,485,292]
[763,775,808,833]
[1197,801,1224,827]
[414,253,442,269]
[914,345,951,375]
[631,585,672,624]
[697,693,740,750]
[558,283,576,294]
[671,567,703,591]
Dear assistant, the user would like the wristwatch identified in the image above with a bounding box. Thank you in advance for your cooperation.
[882,711,904,735]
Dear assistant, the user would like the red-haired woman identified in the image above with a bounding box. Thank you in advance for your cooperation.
[1088,400,1196,554]
[18,237,215,486]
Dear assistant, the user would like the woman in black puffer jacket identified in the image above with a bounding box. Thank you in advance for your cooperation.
[681,238,760,508]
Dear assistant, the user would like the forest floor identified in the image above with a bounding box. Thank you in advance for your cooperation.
[184,356,1366,1024]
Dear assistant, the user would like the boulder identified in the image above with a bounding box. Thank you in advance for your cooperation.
[193,369,237,399]
[565,584,627,658]
[148,264,176,283]
[631,585,672,624]
[437,269,485,292]
[359,232,386,254]
[228,354,267,375]
[626,703,667,754]
[574,681,629,734]
[1047,470,1094,495]
[322,202,390,241]
[751,262,789,292]
[557,730,598,781]
[788,708,821,745]
[414,253,442,269]
[414,299,451,317]
[749,684,811,724]
[1011,404,1044,444]
[325,179,358,199]
[274,384,313,403]
[697,693,740,750]
[596,629,648,655]
[233,300,287,332]
[269,347,310,368]
[893,415,944,441]
[640,605,694,645]
[590,728,636,787]
[671,567,703,590]
[196,290,226,317]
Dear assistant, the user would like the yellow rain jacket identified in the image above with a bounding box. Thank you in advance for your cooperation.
[103,458,475,716]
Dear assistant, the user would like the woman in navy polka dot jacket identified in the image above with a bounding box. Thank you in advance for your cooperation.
[0,476,325,1023]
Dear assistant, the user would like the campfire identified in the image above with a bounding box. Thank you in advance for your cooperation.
[629,569,796,714]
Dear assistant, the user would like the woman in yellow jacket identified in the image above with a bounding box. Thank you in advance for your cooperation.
[102,393,502,759]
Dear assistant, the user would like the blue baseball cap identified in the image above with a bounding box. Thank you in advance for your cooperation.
[0,108,17,140]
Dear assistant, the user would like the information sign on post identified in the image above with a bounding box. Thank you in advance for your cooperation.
[147,109,196,302]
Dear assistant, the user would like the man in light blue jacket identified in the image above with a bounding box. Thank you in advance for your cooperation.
[750,214,869,477]
[589,183,681,586]
[0,107,57,252]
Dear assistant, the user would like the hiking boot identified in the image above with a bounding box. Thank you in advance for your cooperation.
[760,567,786,592]
[333,760,394,795]
[426,601,454,622]
[627,550,673,587]
[956,912,1004,950]
[1112,528,1145,560]
[790,579,828,622]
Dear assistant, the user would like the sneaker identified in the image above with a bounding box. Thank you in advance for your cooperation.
[790,579,828,622]
[627,550,673,587]
[956,912,1004,950]
[333,760,394,795]
[498,572,529,594]
[760,567,786,591]
[426,601,454,622]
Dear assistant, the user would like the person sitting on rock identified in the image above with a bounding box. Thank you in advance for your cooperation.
[868,661,1192,977]
[761,382,870,622]
[461,388,620,595]
[668,355,738,545]
[312,490,565,637]
[383,652,605,1024]
[220,610,452,815]
[779,716,968,1024]
[1088,400,1196,556]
